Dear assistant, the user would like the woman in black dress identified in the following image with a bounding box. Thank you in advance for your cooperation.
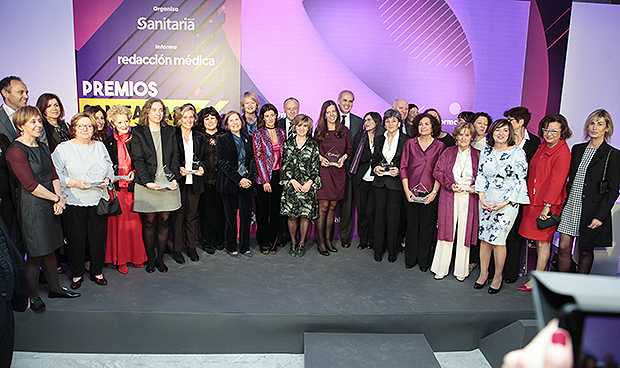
[6,106,79,313]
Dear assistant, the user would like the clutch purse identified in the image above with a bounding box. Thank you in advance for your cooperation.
[96,188,122,217]
[536,211,560,230]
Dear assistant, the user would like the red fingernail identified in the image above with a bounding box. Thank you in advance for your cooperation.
[552,331,567,346]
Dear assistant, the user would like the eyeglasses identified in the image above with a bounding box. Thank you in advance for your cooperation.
[542,128,559,134]
[76,124,93,130]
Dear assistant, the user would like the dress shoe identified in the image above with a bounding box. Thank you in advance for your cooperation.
[325,243,338,253]
[70,276,84,290]
[374,252,382,262]
[357,244,365,250]
[215,244,225,251]
[296,245,305,258]
[419,266,429,272]
[473,279,488,289]
[341,238,351,248]
[434,274,445,280]
[187,248,199,262]
[388,254,397,263]
[48,288,81,298]
[517,284,533,292]
[488,285,501,294]
[173,251,185,264]
[318,246,330,256]
[505,278,518,284]
[90,273,108,286]
[30,297,46,313]
[456,276,466,282]
[289,243,298,257]
[145,262,156,273]
[405,264,415,269]
[204,246,216,255]
[156,260,168,273]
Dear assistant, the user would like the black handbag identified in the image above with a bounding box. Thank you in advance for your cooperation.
[599,149,612,194]
[96,188,122,217]
[536,211,560,230]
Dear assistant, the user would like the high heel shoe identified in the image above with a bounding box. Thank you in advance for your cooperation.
[317,243,330,256]
[488,285,501,294]
[325,242,338,253]
[473,278,488,289]
[155,260,168,273]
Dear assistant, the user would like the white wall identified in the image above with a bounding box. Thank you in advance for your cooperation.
[0,0,78,116]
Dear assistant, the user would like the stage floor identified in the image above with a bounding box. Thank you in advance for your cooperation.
[15,240,535,354]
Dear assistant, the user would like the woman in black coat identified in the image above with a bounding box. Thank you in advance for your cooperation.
[371,109,409,263]
[350,112,380,250]
[557,109,620,274]
[171,103,208,264]
[130,98,181,273]
[216,111,256,257]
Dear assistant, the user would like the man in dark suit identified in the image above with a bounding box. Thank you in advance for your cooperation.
[0,211,28,367]
[502,106,541,283]
[278,97,299,139]
[337,90,363,248]
[0,76,47,145]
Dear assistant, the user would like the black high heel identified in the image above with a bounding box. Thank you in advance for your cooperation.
[473,278,488,289]
[317,242,330,256]
[325,242,338,253]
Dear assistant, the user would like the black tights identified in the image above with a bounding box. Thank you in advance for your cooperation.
[142,212,171,266]
[288,217,311,247]
[316,200,338,252]
[26,253,63,298]
[558,234,595,274]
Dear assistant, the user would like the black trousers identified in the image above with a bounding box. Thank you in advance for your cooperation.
[221,188,253,254]
[373,187,402,257]
[199,183,225,249]
[0,303,14,368]
[172,184,200,252]
[353,180,375,247]
[404,199,438,268]
[338,176,354,240]
[504,205,524,280]
[63,205,107,277]
[255,170,282,251]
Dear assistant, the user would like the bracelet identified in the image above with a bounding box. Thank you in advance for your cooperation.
[432,190,438,194]
[341,154,348,160]
[54,195,61,203]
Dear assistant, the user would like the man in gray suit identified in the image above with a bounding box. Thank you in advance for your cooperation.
[0,76,47,144]
[337,90,363,248]
[277,97,299,139]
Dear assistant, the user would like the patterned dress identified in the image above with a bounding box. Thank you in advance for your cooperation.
[557,147,597,237]
[475,145,529,245]
[280,137,322,220]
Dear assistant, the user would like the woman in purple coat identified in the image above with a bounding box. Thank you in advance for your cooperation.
[431,122,479,281]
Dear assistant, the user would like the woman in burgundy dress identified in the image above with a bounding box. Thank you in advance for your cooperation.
[314,100,351,256]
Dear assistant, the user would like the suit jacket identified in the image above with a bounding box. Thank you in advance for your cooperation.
[174,128,209,195]
[277,118,291,138]
[350,131,375,186]
[433,145,479,245]
[344,113,364,176]
[216,131,256,195]
[253,127,286,185]
[129,125,180,186]
[0,106,48,145]
[371,132,409,191]
[0,213,28,328]
[522,131,541,163]
[566,141,620,247]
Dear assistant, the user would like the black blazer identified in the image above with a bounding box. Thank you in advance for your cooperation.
[0,213,28,327]
[566,141,620,247]
[215,131,256,195]
[523,133,541,163]
[371,132,409,191]
[104,135,136,192]
[42,119,70,154]
[129,125,180,186]
[351,131,375,186]
[174,128,209,195]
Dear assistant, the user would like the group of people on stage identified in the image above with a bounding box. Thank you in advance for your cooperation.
[1,75,619,318]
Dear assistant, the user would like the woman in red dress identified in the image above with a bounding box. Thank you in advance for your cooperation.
[104,105,147,274]
[314,100,351,256]
[517,115,571,291]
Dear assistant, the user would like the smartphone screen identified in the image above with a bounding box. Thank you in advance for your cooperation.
[576,314,620,368]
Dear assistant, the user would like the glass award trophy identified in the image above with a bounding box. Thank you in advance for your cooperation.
[86,163,106,186]
[410,182,430,204]
[186,155,202,175]
[113,164,130,181]
[155,165,175,188]
[326,146,341,166]
[379,158,394,176]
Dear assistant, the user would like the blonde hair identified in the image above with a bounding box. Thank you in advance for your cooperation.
[106,105,131,130]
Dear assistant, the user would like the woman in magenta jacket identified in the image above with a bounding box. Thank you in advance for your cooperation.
[253,103,286,254]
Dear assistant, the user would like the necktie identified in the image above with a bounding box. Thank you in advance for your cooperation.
[342,115,346,127]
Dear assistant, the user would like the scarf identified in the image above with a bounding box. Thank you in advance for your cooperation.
[114,130,132,188]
